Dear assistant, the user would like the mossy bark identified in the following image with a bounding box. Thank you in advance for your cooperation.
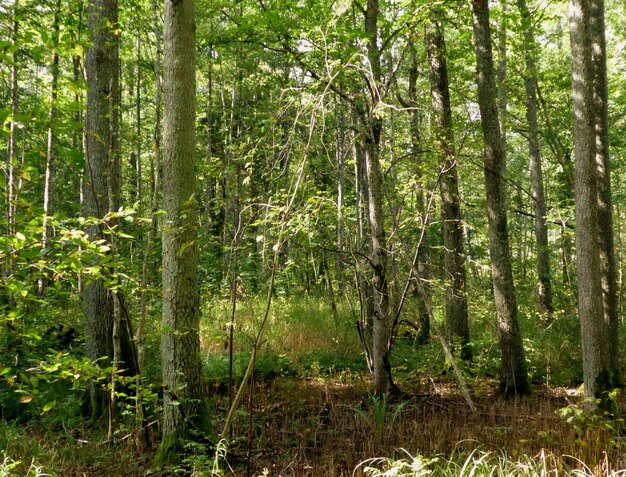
[158,0,212,463]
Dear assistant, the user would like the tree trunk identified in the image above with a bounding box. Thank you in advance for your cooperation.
[589,0,621,384]
[136,28,143,209]
[363,0,393,395]
[336,93,346,293]
[516,0,553,315]
[40,0,61,295]
[496,0,507,156]
[427,18,470,358]
[471,0,530,397]
[6,0,19,238]
[84,0,119,420]
[158,0,212,462]
[570,0,619,399]
[136,0,162,447]
[400,38,430,345]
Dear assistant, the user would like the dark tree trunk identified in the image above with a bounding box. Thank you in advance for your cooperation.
[589,0,621,385]
[427,18,470,358]
[471,0,530,397]
[84,0,137,423]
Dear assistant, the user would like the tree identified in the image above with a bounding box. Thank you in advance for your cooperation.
[426,16,470,358]
[569,0,620,400]
[84,0,121,421]
[471,0,531,397]
[6,0,19,239]
[39,0,61,295]
[362,0,393,395]
[157,0,212,462]
[515,0,553,315]
[396,37,430,345]
[588,0,620,386]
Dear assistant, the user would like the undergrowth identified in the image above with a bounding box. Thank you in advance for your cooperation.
[1,295,623,476]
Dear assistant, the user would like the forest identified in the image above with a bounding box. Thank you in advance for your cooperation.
[1,0,626,474]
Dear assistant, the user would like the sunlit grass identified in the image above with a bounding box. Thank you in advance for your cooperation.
[356,448,626,476]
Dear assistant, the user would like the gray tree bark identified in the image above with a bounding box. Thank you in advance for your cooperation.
[84,0,137,422]
[158,0,212,462]
[6,0,19,238]
[427,18,470,358]
[401,38,430,345]
[570,0,620,399]
[364,0,393,394]
[471,0,531,397]
[84,0,118,420]
[589,0,621,384]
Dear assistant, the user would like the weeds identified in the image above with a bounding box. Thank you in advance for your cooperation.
[355,448,626,477]
[0,453,56,477]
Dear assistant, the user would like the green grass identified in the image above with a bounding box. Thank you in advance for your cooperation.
[201,295,365,382]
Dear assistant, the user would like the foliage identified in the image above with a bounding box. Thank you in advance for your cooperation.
[0,453,56,477]
[3,0,626,472]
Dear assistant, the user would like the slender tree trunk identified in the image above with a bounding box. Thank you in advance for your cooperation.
[158,0,212,462]
[516,0,553,315]
[427,18,470,358]
[364,0,393,394]
[6,0,19,238]
[136,0,162,446]
[135,27,143,209]
[72,7,85,295]
[496,0,507,155]
[399,38,430,345]
[537,86,575,286]
[40,0,61,295]
[336,93,346,293]
[471,0,530,397]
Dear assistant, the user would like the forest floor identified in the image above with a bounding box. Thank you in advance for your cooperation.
[16,373,624,476]
[214,375,625,476]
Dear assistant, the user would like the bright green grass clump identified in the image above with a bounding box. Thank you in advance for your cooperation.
[201,295,365,381]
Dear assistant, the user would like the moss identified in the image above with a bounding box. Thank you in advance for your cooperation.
[155,434,183,468]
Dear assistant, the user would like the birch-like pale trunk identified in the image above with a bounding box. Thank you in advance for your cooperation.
[364,0,393,394]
